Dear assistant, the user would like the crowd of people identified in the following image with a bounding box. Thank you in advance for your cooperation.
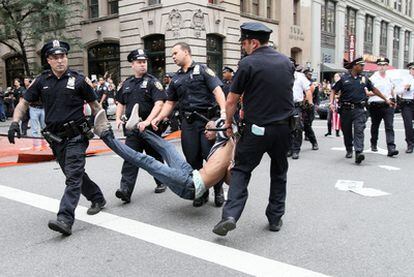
[5,21,414,238]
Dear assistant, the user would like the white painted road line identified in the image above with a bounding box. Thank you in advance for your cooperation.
[378,165,401,171]
[0,185,328,277]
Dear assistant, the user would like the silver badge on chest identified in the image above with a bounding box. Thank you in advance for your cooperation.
[141,80,148,89]
[66,76,76,90]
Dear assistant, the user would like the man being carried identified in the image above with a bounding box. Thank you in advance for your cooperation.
[93,105,235,200]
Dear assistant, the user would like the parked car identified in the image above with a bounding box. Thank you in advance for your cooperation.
[316,99,330,119]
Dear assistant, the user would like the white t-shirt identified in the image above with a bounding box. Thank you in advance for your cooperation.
[292,72,310,103]
[400,74,414,99]
[368,72,394,102]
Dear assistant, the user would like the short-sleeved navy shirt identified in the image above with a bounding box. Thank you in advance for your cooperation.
[230,46,295,125]
[116,73,167,119]
[96,84,108,102]
[24,69,97,132]
[167,62,222,111]
[332,72,374,103]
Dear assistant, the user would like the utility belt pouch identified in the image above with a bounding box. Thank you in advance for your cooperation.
[78,119,94,140]
[41,129,63,144]
[237,120,245,136]
[289,114,301,132]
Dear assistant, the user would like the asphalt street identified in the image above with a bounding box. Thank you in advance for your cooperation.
[1,114,414,276]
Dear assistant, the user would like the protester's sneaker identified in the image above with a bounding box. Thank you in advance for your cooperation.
[87,199,106,215]
[193,190,209,207]
[125,104,142,130]
[93,109,111,137]
[48,220,72,236]
[154,184,167,193]
[213,217,236,236]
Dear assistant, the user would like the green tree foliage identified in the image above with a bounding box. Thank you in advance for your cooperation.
[0,0,80,76]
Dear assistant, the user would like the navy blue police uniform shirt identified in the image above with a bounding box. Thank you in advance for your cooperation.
[230,46,295,126]
[116,73,167,119]
[96,84,108,102]
[24,69,97,132]
[167,62,222,111]
[332,72,374,103]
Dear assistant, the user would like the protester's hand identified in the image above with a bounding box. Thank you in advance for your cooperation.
[116,119,124,130]
[8,121,21,144]
[138,120,150,132]
[151,118,161,131]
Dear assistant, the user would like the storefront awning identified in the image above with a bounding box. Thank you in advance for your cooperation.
[320,63,348,72]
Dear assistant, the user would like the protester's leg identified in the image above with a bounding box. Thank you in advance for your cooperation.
[29,107,41,147]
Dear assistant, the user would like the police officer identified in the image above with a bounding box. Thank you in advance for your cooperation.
[213,22,295,236]
[114,49,167,203]
[399,62,414,153]
[222,66,234,97]
[8,40,106,236]
[151,42,226,207]
[96,77,109,113]
[330,57,393,164]
[367,58,398,157]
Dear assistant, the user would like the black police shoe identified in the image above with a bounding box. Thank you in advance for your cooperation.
[406,146,413,154]
[324,132,332,137]
[48,220,72,236]
[355,152,365,164]
[387,149,399,157]
[336,130,340,137]
[312,143,319,150]
[154,184,167,193]
[115,189,131,203]
[87,199,106,215]
[345,151,353,158]
[286,150,292,157]
[212,217,236,236]
[269,219,283,232]
[371,145,378,152]
[292,152,299,159]
[214,189,225,207]
[193,190,209,207]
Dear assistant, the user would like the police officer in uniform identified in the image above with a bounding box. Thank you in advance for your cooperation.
[8,40,106,236]
[152,42,226,207]
[96,77,109,113]
[367,58,398,157]
[222,66,234,97]
[213,22,295,236]
[330,57,393,164]
[399,62,414,153]
[114,49,167,203]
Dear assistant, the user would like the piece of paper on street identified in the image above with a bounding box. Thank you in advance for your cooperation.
[349,187,390,197]
[335,180,364,191]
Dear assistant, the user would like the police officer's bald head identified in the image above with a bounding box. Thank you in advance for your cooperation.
[172,42,192,56]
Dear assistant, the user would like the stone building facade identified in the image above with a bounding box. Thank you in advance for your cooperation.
[0,0,312,87]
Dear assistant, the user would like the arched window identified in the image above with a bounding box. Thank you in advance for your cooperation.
[144,34,165,80]
[207,34,223,76]
[88,43,120,84]
[5,55,25,86]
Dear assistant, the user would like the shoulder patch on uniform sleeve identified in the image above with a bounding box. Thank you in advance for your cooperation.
[205,67,216,77]
[155,81,164,91]
[85,77,94,88]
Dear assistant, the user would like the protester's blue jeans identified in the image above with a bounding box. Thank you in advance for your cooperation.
[0,99,5,120]
[29,107,46,146]
[101,130,195,200]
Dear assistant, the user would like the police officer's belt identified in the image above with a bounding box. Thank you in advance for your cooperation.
[341,101,365,109]
[369,101,388,108]
[43,118,93,142]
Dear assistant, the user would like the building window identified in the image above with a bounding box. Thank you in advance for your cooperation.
[393,26,400,65]
[293,0,300,25]
[406,0,412,16]
[364,15,374,54]
[394,0,402,11]
[380,21,388,57]
[144,35,165,80]
[345,7,357,51]
[108,0,118,15]
[149,0,161,5]
[241,0,245,13]
[404,30,410,66]
[88,0,99,18]
[88,43,120,85]
[206,34,223,76]
[267,0,272,19]
[5,55,25,86]
[321,0,335,34]
[252,0,259,16]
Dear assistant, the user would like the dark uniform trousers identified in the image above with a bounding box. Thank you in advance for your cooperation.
[120,129,163,193]
[368,103,396,150]
[401,102,414,148]
[291,105,304,153]
[51,135,104,225]
[340,107,367,152]
[302,105,317,144]
[223,123,291,224]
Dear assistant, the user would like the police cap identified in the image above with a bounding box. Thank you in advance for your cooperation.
[407,62,414,69]
[41,40,70,58]
[240,22,272,41]
[376,57,389,65]
[127,49,147,62]
[222,66,234,73]
[349,57,365,67]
